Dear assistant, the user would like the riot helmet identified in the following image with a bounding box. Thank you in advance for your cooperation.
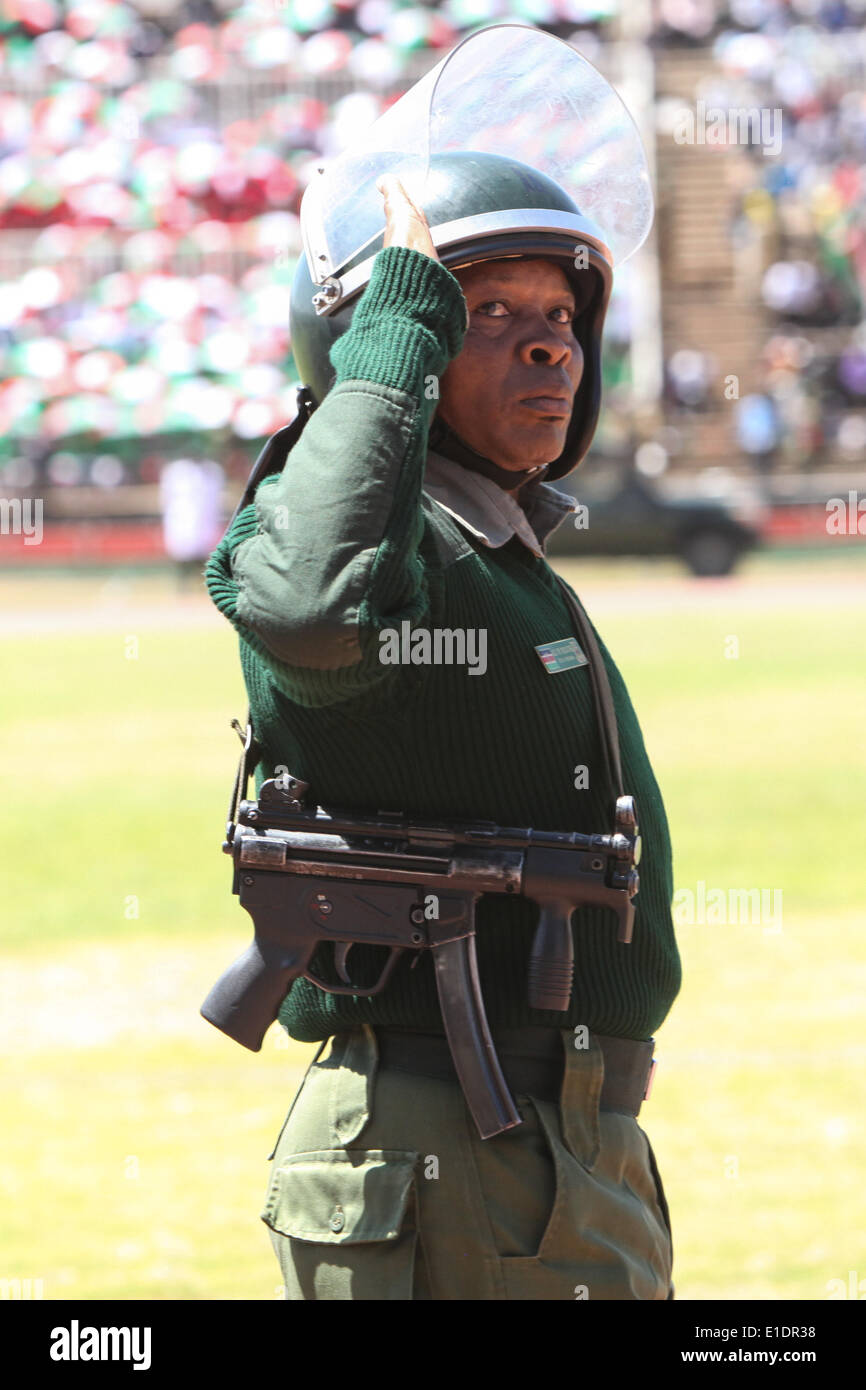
[289,24,654,482]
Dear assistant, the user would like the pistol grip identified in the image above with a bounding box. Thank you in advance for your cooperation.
[200,937,305,1051]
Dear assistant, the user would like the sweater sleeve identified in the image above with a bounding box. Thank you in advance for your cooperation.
[205,245,467,707]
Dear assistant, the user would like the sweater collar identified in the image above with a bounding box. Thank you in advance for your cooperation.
[424,448,577,559]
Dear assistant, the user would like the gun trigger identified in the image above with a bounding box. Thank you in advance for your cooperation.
[334,942,353,984]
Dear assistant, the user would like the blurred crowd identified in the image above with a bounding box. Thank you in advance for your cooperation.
[0,0,863,486]
[660,0,866,468]
[0,0,623,486]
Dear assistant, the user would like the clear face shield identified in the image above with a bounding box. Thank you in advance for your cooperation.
[300,23,654,315]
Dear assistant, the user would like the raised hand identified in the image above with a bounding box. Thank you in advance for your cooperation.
[376,173,439,262]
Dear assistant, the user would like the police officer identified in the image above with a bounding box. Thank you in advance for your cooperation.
[206,30,681,1300]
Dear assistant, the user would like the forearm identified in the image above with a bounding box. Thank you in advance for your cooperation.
[207,246,466,701]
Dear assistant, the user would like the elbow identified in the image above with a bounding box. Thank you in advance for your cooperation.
[231,532,380,671]
[235,588,364,670]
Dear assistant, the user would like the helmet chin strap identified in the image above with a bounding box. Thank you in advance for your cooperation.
[428,415,550,491]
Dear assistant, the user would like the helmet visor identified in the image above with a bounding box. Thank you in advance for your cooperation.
[301,23,654,283]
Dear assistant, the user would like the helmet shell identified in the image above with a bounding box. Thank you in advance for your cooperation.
[290,151,613,480]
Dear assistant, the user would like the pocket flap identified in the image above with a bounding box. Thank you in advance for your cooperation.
[262,1149,419,1244]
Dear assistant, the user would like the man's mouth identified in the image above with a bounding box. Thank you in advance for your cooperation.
[519,396,571,417]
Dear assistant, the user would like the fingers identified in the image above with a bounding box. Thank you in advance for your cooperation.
[376,173,439,261]
[376,173,420,218]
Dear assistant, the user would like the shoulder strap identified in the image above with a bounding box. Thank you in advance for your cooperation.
[226,386,315,530]
[225,712,260,847]
[553,574,624,811]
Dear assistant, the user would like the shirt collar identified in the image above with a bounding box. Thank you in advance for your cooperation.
[424,448,577,558]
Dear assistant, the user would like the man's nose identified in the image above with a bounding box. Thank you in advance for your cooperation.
[520,318,580,370]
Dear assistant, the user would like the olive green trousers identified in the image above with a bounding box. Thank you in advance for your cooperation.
[261,1025,674,1300]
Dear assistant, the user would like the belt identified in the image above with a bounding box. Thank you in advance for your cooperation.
[373,1026,656,1117]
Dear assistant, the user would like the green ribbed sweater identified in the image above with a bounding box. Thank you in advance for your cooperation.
[206,245,681,1042]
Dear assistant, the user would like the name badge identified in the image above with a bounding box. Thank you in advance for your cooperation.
[534,637,588,673]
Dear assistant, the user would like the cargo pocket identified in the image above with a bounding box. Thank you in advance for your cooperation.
[262,1148,420,1300]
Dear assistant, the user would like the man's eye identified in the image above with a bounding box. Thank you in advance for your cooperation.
[472,302,577,322]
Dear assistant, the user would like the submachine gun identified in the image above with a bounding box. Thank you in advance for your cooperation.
[201,769,641,1139]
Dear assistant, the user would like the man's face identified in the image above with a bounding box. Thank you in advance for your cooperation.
[436,258,588,474]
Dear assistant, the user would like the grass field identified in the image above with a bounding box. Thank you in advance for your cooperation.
[2,550,865,1301]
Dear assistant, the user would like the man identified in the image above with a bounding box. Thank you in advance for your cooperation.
[205,157,681,1298]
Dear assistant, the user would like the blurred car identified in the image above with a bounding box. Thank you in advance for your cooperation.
[547,461,764,576]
